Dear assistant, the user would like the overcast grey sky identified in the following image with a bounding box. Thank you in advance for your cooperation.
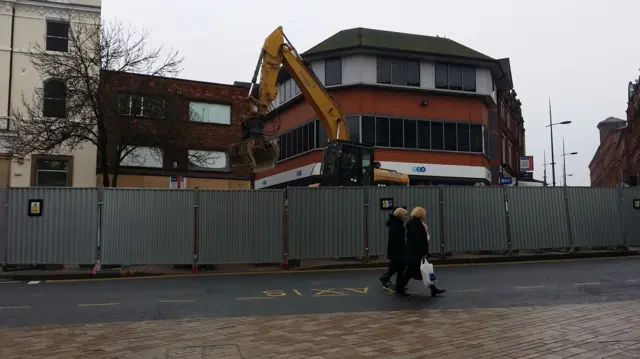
[102,0,640,186]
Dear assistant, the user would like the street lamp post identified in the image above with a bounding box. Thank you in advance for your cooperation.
[561,137,578,187]
[546,99,572,187]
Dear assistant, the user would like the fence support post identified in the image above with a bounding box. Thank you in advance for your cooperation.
[92,187,104,275]
[439,187,445,259]
[563,186,575,252]
[282,189,289,269]
[192,187,199,273]
[503,187,513,256]
[364,186,370,263]
[616,186,628,250]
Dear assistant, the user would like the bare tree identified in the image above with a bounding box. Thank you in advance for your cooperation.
[4,14,218,187]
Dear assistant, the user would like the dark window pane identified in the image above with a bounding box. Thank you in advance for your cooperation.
[435,63,448,89]
[283,132,291,158]
[376,57,391,84]
[391,59,406,86]
[431,122,444,150]
[37,171,68,187]
[46,22,69,37]
[448,66,463,90]
[389,118,403,147]
[118,95,131,115]
[37,159,68,171]
[131,96,143,116]
[483,127,489,155]
[404,120,417,148]
[417,121,430,149]
[444,123,457,151]
[143,97,165,118]
[462,67,476,92]
[43,99,66,118]
[46,36,68,52]
[302,123,310,152]
[285,81,292,100]
[361,116,375,146]
[406,61,420,87]
[375,117,389,147]
[457,123,470,151]
[292,127,301,156]
[345,116,360,143]
[316,120,328,147]
[325,58,342,86]
[277,135,284,161]
[470,125,483,153]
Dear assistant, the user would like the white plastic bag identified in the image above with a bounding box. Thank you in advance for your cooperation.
[420,256,437,286]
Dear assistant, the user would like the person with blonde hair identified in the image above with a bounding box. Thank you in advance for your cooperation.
[395,206,445,297]
[379,206,408,289]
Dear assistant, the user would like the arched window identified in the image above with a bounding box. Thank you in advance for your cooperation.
[43,79,67,118]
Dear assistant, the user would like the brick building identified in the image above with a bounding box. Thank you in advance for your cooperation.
[98,71,252,189]
[589,77,640,187]
[494,88,526,182]
[253,27,522,189]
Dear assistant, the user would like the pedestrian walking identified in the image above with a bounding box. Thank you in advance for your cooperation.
[395,206,446,297]
[379,206,408,289]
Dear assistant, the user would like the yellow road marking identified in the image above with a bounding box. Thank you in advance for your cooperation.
[45,255,639,284]
[292,289,302,296]
[236,297,275,300]
[0,306,31,310]
[157,300,194,303]
[77,303,119,307]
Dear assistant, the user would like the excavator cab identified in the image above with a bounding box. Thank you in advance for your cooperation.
[319,140,375,187]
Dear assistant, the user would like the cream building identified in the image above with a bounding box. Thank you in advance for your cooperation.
[0,0,101,188]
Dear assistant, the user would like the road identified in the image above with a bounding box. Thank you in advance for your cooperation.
[1,257,639,328]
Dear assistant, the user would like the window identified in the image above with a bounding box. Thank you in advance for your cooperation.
[43,79,66,118]
[325,58,342,86]
[121,146,163,168]
[345,116,360,143]
[389,118,404,148]
[404,120,417,148]
[444,122,457,151]
[470,124,483,153]
[375,117,390,147]
[417,121,430,149]
[292,126,301,155]
[119,95,165,118]
[189,102,231,125]
[276,122,319,162]
[302,123,311,152]
[361,116,375,146]
[188,150,228,171]
[457,123,470,152]
[46,21,69,52]
[33,156,71,187]
[376,57,420,86]
[315,120,328,148]
[435,63,477,92]
[431,122,444,150]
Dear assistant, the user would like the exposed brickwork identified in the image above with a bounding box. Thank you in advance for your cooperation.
[100,71,252,182]
[496,89,526,184]
[2,301,640,358]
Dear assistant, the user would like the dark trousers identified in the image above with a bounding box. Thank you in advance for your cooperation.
[396,262,421,292]
[381,259,403,281]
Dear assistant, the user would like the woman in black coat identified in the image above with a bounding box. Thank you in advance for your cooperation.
[378,206,408,289]
[395,206,445,297]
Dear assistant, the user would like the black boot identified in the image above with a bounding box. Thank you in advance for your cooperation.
[430,284,445,297]
[395,282,409,296]
[379,274,391,289]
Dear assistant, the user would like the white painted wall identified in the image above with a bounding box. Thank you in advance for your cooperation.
[0,0,101,187]
[269,54,497,112]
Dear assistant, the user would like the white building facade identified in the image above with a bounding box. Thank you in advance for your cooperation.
[0,0,101,188]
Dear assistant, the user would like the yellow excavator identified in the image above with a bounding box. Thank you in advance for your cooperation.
[229,26,410,187]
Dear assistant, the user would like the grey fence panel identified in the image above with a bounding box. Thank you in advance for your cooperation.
[367,187,440,256]
[0,189,7,264]
[442,187,508,252]
[101,189,193,265]
[566,187,624,248]
[199,190,284,264]
[507,187,570,250]
[620,187,640,247]
[7,188,98,264]
[289,187,365,259]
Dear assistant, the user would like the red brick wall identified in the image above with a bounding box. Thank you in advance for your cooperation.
[100,71,252,181]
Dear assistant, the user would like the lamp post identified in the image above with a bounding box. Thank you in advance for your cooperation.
[546,99,572,187]
[561,137,578,187]
[564,174,574,186]
[542,151,555,186]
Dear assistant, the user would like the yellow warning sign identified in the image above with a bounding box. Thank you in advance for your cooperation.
[28,199,43,217]
[30,202,40,215]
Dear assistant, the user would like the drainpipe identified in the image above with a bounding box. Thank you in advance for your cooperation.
[6,5,16,131]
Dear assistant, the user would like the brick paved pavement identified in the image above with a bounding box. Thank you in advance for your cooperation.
[1,300,640,359]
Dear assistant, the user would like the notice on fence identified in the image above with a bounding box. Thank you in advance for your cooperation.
[28,199,43,217]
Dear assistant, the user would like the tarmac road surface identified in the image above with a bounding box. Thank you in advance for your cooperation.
[1,257,639,328]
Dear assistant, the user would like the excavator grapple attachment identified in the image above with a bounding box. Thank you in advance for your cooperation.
[229,136,280,173]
